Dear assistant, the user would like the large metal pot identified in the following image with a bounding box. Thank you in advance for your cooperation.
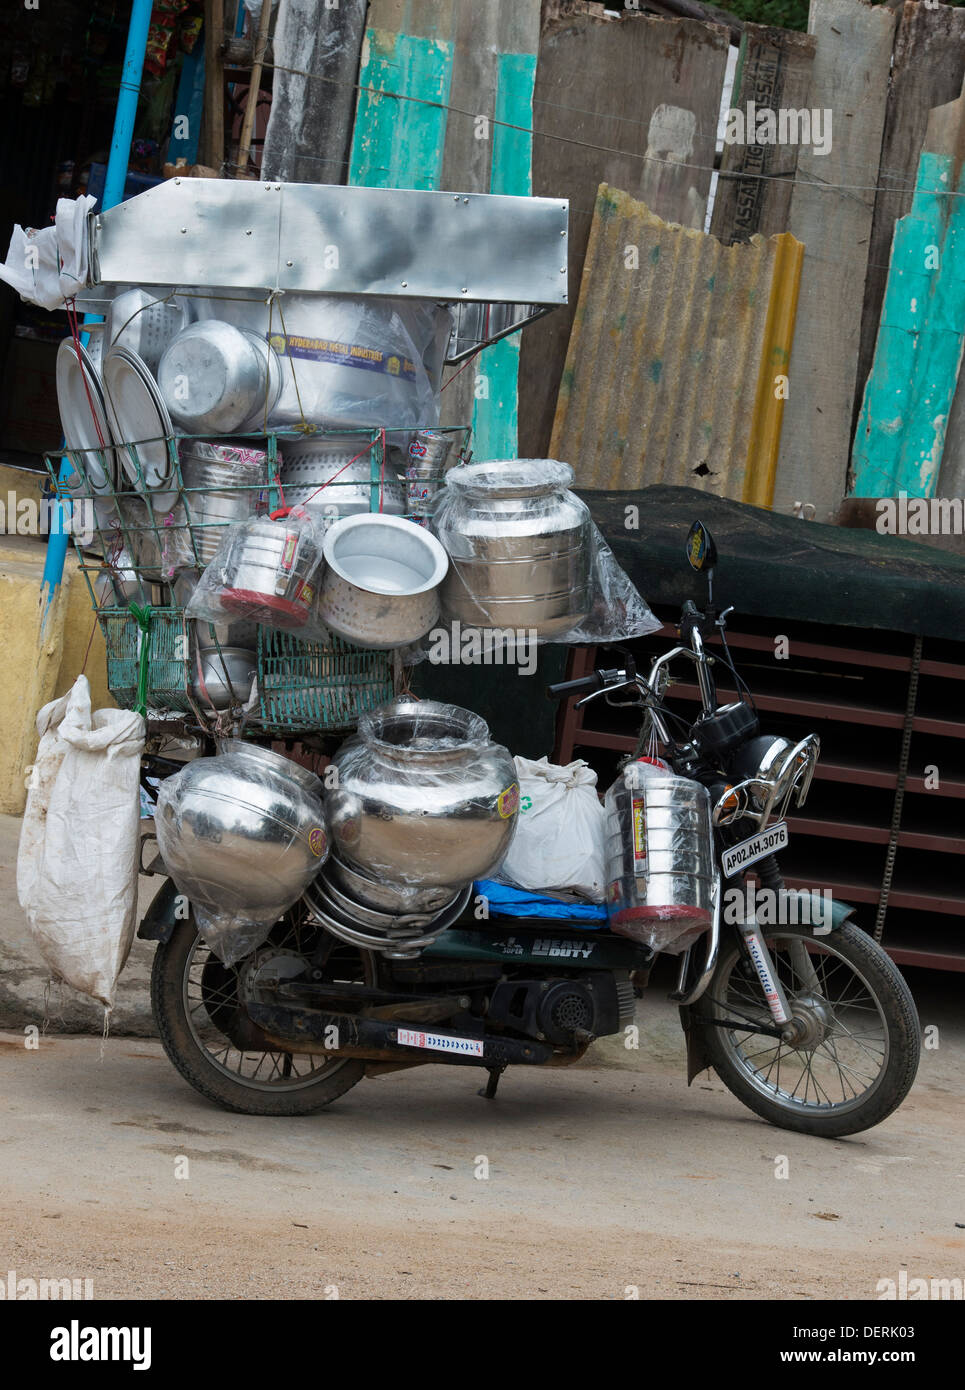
[179,440,271,566]
[154,740,329,926]
[432,459,592,638]
[604,763,714,954]
[318,514,448,649]
[279,434,404,523]
[158,321,282,433]
[326,849,457,915]
[326,699,519,891]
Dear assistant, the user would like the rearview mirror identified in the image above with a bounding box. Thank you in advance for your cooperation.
[686,520,717,573]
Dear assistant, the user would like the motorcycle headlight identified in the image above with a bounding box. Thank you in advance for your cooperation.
[731,734,820,822]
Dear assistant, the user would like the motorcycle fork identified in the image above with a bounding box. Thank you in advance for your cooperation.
[736,917,792,1028]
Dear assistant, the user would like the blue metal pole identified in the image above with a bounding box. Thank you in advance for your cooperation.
[42,0,155,619]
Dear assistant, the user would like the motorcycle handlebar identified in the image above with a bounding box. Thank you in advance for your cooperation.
[546,672,605,700]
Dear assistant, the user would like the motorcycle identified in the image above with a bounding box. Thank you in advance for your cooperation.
[139,521,921,1136]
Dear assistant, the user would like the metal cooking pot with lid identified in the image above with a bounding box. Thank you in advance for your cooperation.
[326,699,520,891]
[432,458,592,638]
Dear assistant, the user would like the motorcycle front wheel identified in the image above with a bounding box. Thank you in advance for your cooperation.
[151,912,372,1116]
[694,921,920,1138]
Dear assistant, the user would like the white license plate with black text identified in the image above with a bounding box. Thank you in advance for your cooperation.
[722,821,789,878]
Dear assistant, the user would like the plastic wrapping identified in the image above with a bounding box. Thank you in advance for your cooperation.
[184,506,327,635]
[325,699,519,892]
[497,756,607,902]
[16,676,145,1007]
[418,459,659,656]
[161,439,273,577]
[476,878,607,924]
[154,740,329,966]
[185,291,452,432]
[604,758,715,954]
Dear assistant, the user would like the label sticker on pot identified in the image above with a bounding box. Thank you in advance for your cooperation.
[307,827,326,857]
[497,783,520,819]
[632,796,648,869]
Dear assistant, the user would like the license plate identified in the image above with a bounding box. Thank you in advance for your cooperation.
[396,1027,484,1057]
[722,821,789,878]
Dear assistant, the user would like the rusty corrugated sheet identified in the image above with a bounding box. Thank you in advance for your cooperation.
[550,184,802,503]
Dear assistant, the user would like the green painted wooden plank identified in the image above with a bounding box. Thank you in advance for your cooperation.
[348,28,453,190]
[853,151,965,497]
[471,51,537,460]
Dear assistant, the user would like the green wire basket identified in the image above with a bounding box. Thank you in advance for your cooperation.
[257,627,395,736]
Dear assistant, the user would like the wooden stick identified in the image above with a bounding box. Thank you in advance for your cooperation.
[236,0,273,177]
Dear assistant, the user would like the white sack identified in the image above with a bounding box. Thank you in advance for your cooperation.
[0,195,96,310]
[16,676,145,1008]
[498,756,607,902]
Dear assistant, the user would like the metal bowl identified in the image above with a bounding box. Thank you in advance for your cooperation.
[158,321,282,433]
[319,514,448,649]
[327,850,457,915]
[192,645,257,710]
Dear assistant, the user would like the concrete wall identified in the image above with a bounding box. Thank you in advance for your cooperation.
[0,465,114,817]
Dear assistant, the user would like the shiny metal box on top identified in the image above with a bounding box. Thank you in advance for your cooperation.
[86,179,569,308]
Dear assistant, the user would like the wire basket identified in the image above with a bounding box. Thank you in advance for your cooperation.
[257,628,396,736]
[45,423,467,733]
[100,605,193,713]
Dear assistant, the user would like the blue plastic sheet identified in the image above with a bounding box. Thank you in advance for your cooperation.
[475,879,608,925]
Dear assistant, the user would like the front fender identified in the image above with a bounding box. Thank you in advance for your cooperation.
[137,877,182,943]
[679,893,856,1083]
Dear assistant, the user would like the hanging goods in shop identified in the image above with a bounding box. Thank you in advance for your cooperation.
[154,741,329,964]
[432,459,592,639]
[604,757,715,955]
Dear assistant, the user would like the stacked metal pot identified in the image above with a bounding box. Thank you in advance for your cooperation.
[156,700,520,962]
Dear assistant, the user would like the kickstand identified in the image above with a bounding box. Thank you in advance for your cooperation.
[478,1066,505,1100]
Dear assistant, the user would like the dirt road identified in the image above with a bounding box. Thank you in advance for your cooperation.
[2,992,962,1300]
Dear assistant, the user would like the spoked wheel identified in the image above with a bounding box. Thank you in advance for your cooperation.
[695,921,920,1137]
[151,907,374,1115]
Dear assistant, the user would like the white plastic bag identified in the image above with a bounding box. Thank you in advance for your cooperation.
[0,195,96,310]
[16,676,145,1009]
[498,756,607,902]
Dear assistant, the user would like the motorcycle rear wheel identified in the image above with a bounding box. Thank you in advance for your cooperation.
[151,914,370,1116]
[695,921,920,1138]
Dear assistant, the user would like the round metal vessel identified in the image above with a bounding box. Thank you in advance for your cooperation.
[432,459,592,638]
[179,441,270,566]
[220,514,323,630]
[326,849,457,915]
[279,435,404,521]
[192,645,257,710]
[604,767,714,953]
[155,741,329,924]
[326,699,519,890]
[319,514,448,649]
[158,321,281,433]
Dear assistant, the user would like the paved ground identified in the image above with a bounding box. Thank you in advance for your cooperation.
[1,979,962,1300]
[2,810,963,1300]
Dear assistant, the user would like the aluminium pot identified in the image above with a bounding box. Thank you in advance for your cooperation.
[154,740,329,926]
[318,513,448,649]
[431,459,592,638]
[326,699,519,891]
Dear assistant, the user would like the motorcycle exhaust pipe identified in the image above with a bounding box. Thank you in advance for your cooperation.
[245,1002,553,1067]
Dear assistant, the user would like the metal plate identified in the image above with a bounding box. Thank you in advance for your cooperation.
[55,339,116,495]
[89,180,569,305]
[722,822,789,879]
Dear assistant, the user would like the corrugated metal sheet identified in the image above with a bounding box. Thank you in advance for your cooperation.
[550,183,802,504]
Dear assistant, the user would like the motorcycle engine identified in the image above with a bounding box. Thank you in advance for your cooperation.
[487,971,635,1046]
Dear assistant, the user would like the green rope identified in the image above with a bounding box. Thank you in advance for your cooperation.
[128,602,153,717]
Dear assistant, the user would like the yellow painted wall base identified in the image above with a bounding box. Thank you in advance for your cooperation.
[0,528,113,817]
